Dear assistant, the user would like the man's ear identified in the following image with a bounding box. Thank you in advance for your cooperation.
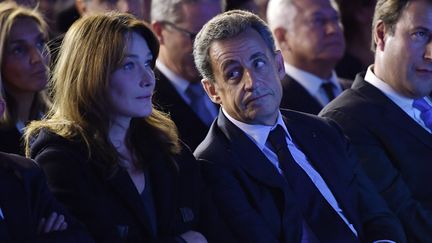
[151,21,165,44]
[202,79,222,105]
[374,20,387,51]
[274,50,286,80]
[273,27,290,51]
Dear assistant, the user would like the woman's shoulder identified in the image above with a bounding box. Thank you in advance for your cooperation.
[29,128,86,159]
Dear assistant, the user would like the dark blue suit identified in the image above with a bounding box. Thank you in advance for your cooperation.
[279,74,353,115]
[153,68,215,150]
[320,73,432,242]
[195,109,405,243]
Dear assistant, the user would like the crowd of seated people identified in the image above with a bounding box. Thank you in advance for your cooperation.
[0,0,430,242]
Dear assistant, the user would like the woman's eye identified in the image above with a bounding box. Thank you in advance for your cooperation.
[123,61,135,70]
[12,45,25,55]
[36,40,46,51]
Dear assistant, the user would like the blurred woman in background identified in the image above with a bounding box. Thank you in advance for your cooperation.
[0,1,51,155]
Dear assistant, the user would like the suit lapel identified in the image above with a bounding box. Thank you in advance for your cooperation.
[281,75,323,114]
[108,168,155,236]
[148,159,176,234]
[354,77,432,149]
[282,116,359,227]
[217,112,289,192]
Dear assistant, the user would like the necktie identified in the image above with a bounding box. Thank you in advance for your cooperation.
[267,126,358,242]
[321,82,336,101]
[185,84,214,126]
[413,98,432,130]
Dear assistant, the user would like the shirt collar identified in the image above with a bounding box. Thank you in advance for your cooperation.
[364,65,414,110]
[284,62,340,96]
[222,108,291,150]
[156,60,190,93]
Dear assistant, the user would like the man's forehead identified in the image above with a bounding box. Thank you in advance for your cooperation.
[209,30,269,64]
[396,0,432,29]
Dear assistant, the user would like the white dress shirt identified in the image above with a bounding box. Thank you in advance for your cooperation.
[284,63,343,105]
[156,60,218,118]
[222,108,358,239]
[364,65,432,133]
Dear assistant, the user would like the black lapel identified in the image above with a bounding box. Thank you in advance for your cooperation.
[354,77,432,149]
[280,75,323,114]
[281,114,359,227]
[108,168,155,236]
[217,112,289,193]
[148,159,177,234]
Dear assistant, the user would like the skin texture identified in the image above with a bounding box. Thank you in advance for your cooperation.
[108,32,155,127]
[1,17,49,96]
[374,0,432,98]
[203,28,286,126]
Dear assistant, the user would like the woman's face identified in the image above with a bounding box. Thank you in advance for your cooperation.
[108,32,156,123]
[1,17,49,95]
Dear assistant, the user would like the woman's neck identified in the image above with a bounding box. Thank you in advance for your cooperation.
[8,90,36,123]
[109,117,133,167]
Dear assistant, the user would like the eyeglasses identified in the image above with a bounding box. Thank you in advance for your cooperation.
[161,21,198,41]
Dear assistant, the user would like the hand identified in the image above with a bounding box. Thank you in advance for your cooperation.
[37,212,68,234]
[179,231,207,243]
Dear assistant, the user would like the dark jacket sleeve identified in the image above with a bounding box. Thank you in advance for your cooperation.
[8,154,94,243]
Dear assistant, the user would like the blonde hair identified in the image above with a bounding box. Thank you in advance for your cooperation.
[25,13,180,177]
[0,2,50,127]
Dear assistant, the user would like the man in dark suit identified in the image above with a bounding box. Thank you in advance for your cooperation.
[320,0,432,241]
[0,98,93,243]
[193,9,406,243]
[151,0,221,150]
[267,0,350,114]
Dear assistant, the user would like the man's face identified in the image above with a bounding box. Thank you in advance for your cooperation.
[203,28,285,126]
[283,0,345,67]
[159,2,221,83]
[376,0,432,98]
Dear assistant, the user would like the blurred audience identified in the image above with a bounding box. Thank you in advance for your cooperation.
[151,0,221,150]
[26,12,205,243]
[267,0,349,115]
[0,1,51,155]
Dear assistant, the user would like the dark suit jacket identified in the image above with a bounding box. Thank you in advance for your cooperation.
[30,129,202,243]
[320,73,432,242]
[0,126,23,155]
[153,68,215,151]
[195,109,406,243]
[280,74,352,115]
[0,152,93,243]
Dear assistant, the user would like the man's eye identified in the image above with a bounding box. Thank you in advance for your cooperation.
[255,60,266,68]
[412,30,430,41]
[227,70,241,80]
